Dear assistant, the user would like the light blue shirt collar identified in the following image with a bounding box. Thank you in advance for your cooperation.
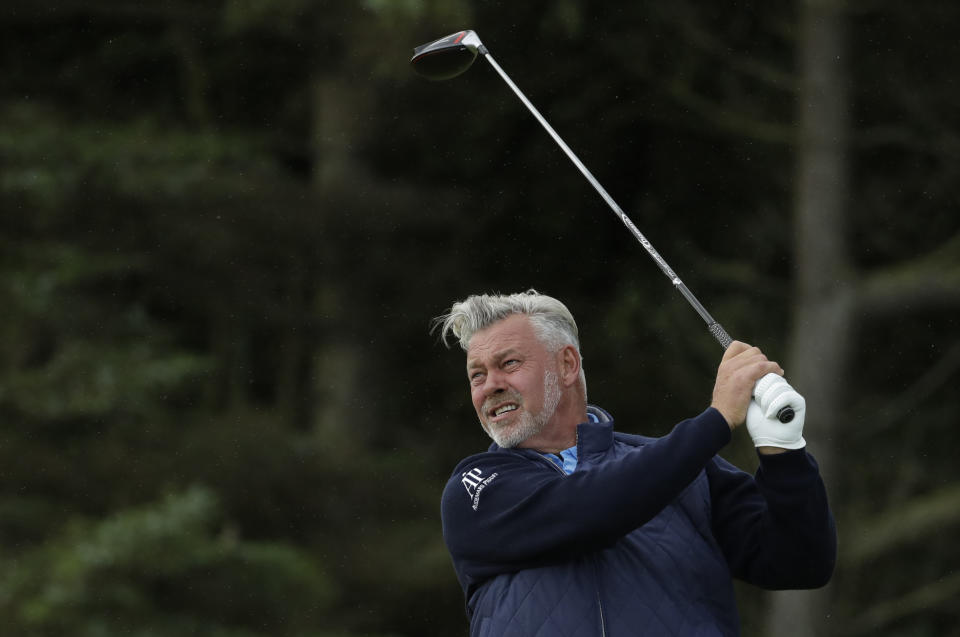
[542,410,595,475]
[543,445,578,475]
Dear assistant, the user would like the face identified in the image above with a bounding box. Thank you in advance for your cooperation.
[466,314,563,448]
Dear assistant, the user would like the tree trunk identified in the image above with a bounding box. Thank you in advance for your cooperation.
[765,0,850,634]
[310,73,371,446]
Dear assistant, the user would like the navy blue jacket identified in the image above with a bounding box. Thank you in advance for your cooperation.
[441,406,836,636]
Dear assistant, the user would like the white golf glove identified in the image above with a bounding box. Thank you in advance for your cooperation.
[745,373,806,449]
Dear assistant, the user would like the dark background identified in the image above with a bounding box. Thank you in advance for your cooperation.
[1,1,958,635]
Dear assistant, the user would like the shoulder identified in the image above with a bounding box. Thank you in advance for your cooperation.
[610,408,730,450]
[442,450,541,502]
[612,431,656,447]
[446,449,534,480]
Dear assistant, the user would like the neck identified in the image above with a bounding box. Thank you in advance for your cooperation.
[517,395,587,454]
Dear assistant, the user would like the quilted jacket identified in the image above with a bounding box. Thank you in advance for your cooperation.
[441,406,836,636]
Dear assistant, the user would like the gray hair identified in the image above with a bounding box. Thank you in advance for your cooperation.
[434,290,587,396]
[434,289,580,352]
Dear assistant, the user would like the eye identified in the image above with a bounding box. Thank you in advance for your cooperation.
[469,371,485,385]
[503,359,520,369]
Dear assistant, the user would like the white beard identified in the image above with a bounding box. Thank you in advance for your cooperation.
[482,370,562,449]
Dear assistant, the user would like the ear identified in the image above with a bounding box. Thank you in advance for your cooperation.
[558,345,581,388]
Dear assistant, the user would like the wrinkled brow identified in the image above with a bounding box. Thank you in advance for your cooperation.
[466,346,522,371]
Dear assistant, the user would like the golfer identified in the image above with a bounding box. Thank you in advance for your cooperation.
[435,290,836,636]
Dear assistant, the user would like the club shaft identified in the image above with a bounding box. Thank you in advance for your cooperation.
[481,52,733,349]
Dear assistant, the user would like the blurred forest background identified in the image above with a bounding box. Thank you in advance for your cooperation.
[1,1,959,635]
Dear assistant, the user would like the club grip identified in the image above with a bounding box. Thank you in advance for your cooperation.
[709,322,733,349]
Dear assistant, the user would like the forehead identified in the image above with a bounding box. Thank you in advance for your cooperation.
[466,314,540,364]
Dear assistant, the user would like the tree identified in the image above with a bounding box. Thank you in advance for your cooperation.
[768,0,851,632]
[772,0,960,633]
[0,487,336,636]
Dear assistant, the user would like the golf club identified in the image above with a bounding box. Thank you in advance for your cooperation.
[412,30,798,424]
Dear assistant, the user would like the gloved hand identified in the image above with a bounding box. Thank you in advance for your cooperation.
[745,373,806,449]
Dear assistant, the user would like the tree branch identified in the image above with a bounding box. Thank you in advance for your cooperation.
[842,483,960,567]
[664,10,798,93]
[858,231,960,318]
[849,340,960,441]
[663,81,796,145]
[842,570,960,635]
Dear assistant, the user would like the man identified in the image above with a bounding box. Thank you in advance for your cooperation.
[435,290,836,636]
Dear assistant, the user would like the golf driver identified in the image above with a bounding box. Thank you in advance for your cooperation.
[411,30,798,424]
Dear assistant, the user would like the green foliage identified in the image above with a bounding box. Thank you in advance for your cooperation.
[3,340,208,420]
[0,103,280,207]
[0,236,209,420]
[0,487,335,636]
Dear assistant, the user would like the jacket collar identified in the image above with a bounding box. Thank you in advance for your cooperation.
[576,404,615,456]
[487,404,616,455]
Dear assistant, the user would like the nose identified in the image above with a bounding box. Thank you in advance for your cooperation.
[481,368,508,398]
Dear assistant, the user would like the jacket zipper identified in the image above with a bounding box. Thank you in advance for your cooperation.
[532,453,607,636]
[594,557,607,636]
[538,453,567,475]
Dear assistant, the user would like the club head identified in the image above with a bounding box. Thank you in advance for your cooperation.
[410,30,484,81]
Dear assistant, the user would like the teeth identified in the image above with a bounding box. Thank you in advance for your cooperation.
[494,404,518,416]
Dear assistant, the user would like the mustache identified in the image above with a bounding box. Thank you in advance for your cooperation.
[482,390,524,415]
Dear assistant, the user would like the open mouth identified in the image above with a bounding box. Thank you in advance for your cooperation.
[489,403,519,419]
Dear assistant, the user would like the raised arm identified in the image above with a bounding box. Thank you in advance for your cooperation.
[707,450,837,589]
[442,407,731,573]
